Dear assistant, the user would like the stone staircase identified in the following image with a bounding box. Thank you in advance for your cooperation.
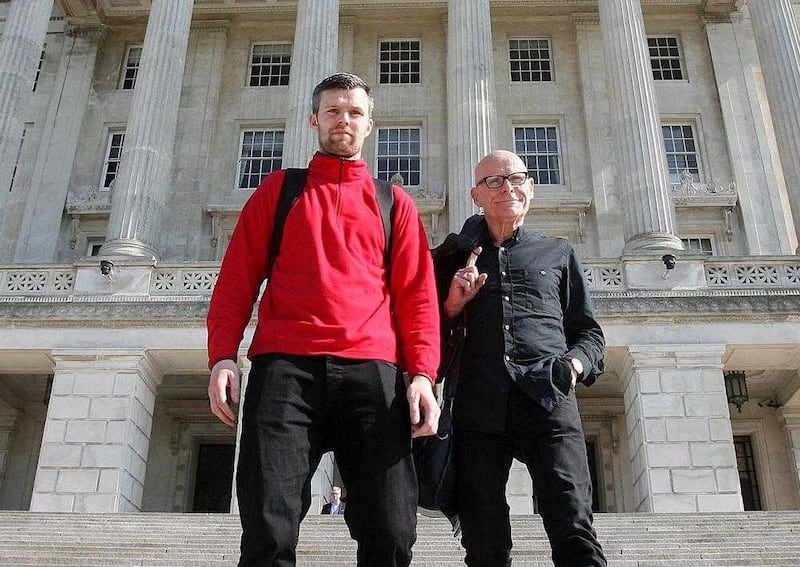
[0,511,799,566]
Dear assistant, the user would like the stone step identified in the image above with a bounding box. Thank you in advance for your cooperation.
[0,511,799,566]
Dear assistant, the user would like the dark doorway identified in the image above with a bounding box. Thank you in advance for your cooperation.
[734,435,762,511]
[586,441,601,512]
[193,443,235,512]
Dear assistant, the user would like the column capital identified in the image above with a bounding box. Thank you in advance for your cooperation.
[778,407,800,428]
[625,344,727,367]
[66,21,108,40]
[190,19,230,34]
[51,348,163,389]
[573,13,600,27]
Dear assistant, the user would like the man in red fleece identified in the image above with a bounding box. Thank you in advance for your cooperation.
[207,73,440,567]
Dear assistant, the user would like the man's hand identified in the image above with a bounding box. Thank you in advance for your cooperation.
[407,374,441,438]
[208,359,240,427]
[444,247,487,319]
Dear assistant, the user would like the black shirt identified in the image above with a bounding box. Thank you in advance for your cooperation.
[434,220,604,433]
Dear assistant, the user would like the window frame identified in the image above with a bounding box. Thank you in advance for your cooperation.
[661,122,702,185]
[680,235,715,255]
[647,35,686,81]
[374,125,423,188]
[508,37,555,84]
[377,38,422,85]
[513,124,564,187]
[119,44,143,91]
[247,42,292,88]
[33,45,46,92]
[99,130,126,191]
[235,128,285,191]
[8,126,27,192]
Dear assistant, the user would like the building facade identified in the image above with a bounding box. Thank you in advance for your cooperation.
[0,0,799,517]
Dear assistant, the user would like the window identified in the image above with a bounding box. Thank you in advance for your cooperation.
[249,43,291,87]
[662,124,699,184]
[86,238,105,257]
[648,36,684,80]
[237,129,284,189]
[734,436,762,511]
[33,46,45,91]
[379,40,420,84]
[680,237,714,254]
[101,131,125,190]
[8,127,26,192]
[509,38,553,83]
[514,126,562,185]
[376,127,421,186]
[120,45,142,90]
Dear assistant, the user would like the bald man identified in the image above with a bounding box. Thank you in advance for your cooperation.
[433,150,607,567]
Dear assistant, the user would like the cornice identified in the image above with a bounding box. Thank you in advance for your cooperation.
[1,288,798,325]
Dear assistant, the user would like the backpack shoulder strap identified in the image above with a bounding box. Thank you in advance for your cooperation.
[372,177,394,270]
[268,168,308,277]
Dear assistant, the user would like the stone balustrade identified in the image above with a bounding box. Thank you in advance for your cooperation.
[1,257,800,298]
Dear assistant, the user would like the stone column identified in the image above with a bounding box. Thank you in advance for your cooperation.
[31,350,163,512]
[575,15,626,257]
[446,0,497,233]
[338,16,356,74]
[704,15,796,255]
[0,0,55,210]
[170,20,229,260]
[281,0,339,169]
[13,23,106,263]
[100,0,194,260]
[747,1,800,253]
[621,345,742,513]
[598,0,683,253]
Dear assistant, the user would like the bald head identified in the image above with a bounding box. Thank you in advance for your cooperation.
[474,150,527,186]
[471,150,534,242]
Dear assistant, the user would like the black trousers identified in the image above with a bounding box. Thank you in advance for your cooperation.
[455,386,607,567]
[237,354,418,567]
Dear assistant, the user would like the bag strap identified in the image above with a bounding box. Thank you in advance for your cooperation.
[373,177,394,275]
[268,168,307,278]
[268,170,394,279]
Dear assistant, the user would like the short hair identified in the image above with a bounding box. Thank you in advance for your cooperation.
[311,73,374,115]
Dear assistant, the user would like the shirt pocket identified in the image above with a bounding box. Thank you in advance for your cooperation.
[511,266,562,317]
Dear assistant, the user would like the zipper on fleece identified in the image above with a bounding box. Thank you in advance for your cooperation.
[335,158,344,225]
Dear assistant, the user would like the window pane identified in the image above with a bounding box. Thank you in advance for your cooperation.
[513,126,562,185]
[648,36,684,81]
[249,44,291,87]
[379,40,421,84]
[662,123,700,183]
[509,38,553,82]
[237,129,285,189]
[376,127,422,186]
[101,132,126,189]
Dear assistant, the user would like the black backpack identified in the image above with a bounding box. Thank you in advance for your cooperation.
[268,168,394,276]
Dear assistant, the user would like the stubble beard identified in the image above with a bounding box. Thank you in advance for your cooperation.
[319,132,362,160]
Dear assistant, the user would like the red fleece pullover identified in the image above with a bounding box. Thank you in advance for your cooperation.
[206,152,440,382]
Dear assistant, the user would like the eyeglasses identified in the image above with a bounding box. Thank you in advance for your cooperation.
[476,172,529,190]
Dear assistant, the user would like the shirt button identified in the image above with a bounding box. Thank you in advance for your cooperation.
[499,247,505,253]
[504,355,510,361]
[501,271,507,277]
[503,296,510,302]
[504,324,510,330]
[540,270,547,275]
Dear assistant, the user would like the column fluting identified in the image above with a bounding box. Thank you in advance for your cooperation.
[100,0,194,259]
[599,0,682,252]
